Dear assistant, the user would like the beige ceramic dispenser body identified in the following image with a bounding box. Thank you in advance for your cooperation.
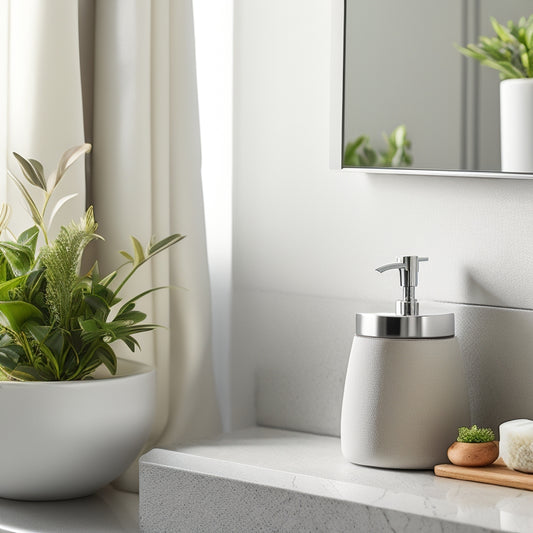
[340,256,469,469]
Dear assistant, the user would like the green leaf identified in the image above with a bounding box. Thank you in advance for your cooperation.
[0,334,13,347]
[148,234,185,256]
[17,226,39,256]
[130,236,145,266]
[26,268,45,302]
[0,301,43,332]
[393,125,407,146]
[28,159,45,188]
[123,336,140,351]
[0,275,27,299]
[92,282,118,306]
[12,153,47,190]
[114,310,147,324]
[44,329,64,356]
[361,146,377,166]
[478,38,508,60]
[0,345,22,370]
[47,143,92,192]
[94,343,117,374]
[83,293,111,319]
[24,322,51,343]
[526,23,533,49]
[117,302,135,316]
[526,48,533,77]
[87,260,100,281]
[78,318,100,332]
[521,50,530,73]
[37,329,64,377]
[48,193,78,227]
[351,135,367,150]
[491,17,516,44]
[119,251,134,262]
[10,365,43,381]
[0,242,33,276]
[455,44,486,62]
[343,136,368,166]
[0,260,6,284]
[37,342,61,378]
[391,148,404,167]
[7,171,44,228]
[99,270,118,288]
[117,323,157,333]
[517,26,527,45]
[481,58,525,79]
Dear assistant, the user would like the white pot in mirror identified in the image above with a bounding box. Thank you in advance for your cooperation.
[500,79,533,173]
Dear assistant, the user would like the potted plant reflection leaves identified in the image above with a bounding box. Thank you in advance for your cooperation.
[0,144,183,500]
[343,125,413,168]
[456,15,533,172]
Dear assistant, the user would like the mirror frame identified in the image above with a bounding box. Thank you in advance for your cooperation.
[330,0,533,181]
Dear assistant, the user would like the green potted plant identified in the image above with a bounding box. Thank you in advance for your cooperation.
[447,425,499,467]
[457,15,533,172]
[0,144,183,500]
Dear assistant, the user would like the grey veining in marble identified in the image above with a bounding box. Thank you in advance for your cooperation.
[139,427,533,532]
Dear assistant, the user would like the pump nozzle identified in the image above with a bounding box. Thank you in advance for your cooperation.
[376,256,428,316]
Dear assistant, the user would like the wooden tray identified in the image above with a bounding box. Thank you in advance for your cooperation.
[434,458,533,491]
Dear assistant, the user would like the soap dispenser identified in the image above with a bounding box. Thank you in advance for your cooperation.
[340,256,469,469]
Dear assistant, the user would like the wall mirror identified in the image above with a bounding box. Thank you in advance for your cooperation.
[342,0,533,177]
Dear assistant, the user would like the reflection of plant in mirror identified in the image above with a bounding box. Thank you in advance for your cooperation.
[343,125,413,168]
[456,15,533,79]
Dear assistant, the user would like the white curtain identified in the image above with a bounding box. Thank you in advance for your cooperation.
[1,0,222,492]
[93,0,222,490]
[1,0,86,234]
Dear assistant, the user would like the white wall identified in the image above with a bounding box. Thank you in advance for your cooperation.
[231,0,533,435]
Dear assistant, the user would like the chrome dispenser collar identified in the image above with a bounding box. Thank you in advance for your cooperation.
[356,312,455,339]
[376,256,428,316]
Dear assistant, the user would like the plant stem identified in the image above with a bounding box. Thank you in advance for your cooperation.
[17,332,35,366]
[40,192,52,245]
[112,264,141,299]
[40,223,49,246]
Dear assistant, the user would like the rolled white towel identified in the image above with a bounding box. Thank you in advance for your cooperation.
[500,419,533,473]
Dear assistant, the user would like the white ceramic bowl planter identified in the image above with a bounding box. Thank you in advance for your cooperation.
[0,358,155,501]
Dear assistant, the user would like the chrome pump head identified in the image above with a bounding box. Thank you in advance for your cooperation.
[376,256,428,316]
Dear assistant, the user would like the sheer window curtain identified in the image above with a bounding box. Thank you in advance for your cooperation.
[1,1,86,232]
[1,0,221,492]
[91,0,222,490]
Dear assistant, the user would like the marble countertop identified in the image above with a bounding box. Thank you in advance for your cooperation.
[4,426,532,532]
[141,426,533,532]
